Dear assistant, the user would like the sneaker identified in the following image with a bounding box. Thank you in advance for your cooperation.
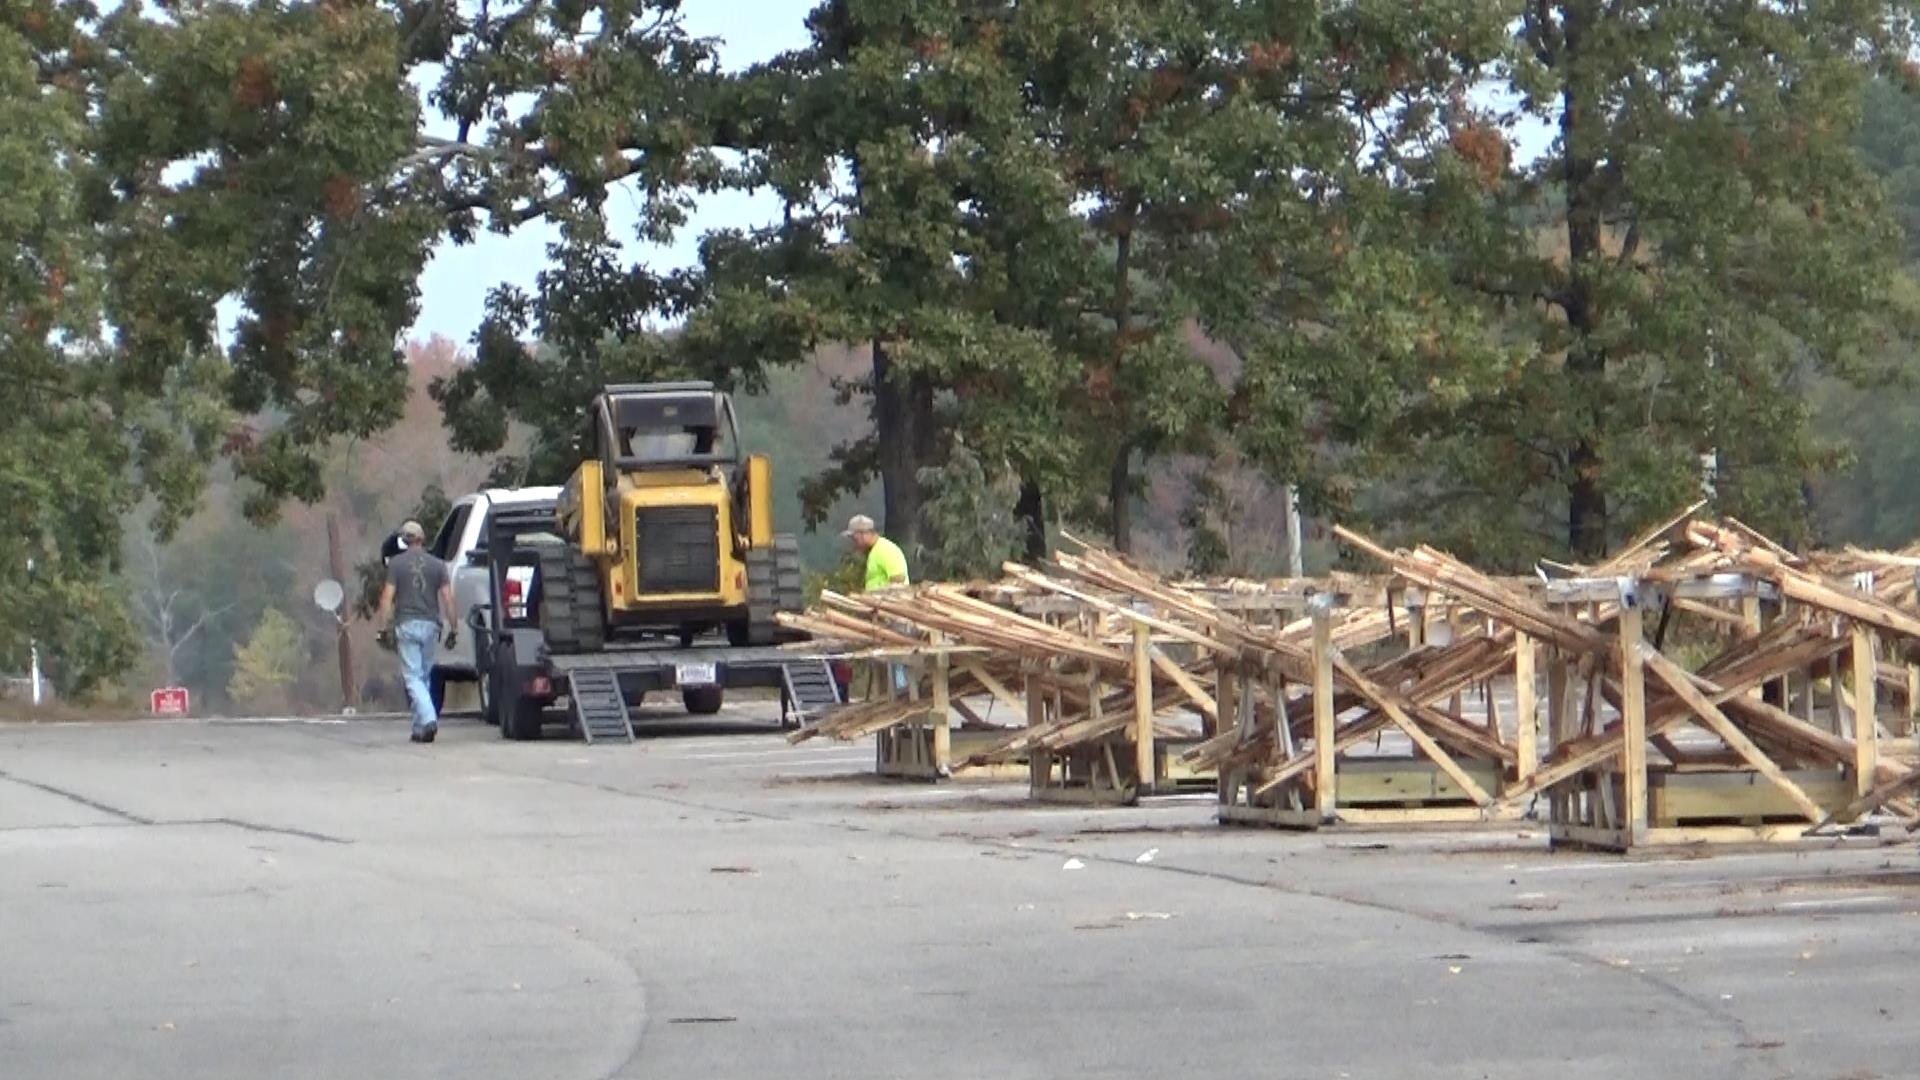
[421,727,437,743]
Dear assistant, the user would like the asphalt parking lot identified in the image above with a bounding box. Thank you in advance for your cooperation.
[4,707,1919,1080]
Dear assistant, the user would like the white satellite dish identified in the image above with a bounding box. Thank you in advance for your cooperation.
[312,578,346,614]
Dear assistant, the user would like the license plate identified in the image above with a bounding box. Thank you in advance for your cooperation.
[676,662,717,687]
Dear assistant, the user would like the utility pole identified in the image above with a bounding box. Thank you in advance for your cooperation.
[26,557,42,705]
[326,514,359,710]
[1284,485,1304,578]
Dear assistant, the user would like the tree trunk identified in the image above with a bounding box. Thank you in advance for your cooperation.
[872,340,937,552]
[1015,477,1047,561]
[1559,0,1608,560]
[1106,202,1139,555]
[1109,445,1133,554]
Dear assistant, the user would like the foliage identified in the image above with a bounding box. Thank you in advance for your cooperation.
[914,441,1026,582]
[1807,80,1920,550]
[804,558,866,609]
[1346,2,1920,563]
[227,608,306,713]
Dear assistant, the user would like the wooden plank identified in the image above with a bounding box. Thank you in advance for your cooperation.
[1003,563,1234,658]
[1148,648,1219,724]
[1649,769,1852,825]
[1619,603,1649,844]
[1216,661,1239,743]
[1854,621,1879,797]
[1340,805,1524,825]
[1764,565,1920,642]
[1515,632,1539,781]
[1638,646,1826,824]
[1132,623,1154,794]
[1026,674,1048,796]
[930,630,952,777]
[1311,607,1337,820]
[1333,758,1504,804]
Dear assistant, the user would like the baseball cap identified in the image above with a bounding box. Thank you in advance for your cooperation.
[400,520,426,542]
[842,514,876,537]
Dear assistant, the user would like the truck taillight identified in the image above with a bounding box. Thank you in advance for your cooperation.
[505,578,524,618]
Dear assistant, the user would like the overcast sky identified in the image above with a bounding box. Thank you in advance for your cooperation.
[409,1,815,344]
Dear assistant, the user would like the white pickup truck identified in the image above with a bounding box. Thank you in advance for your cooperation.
[423,486,563,709]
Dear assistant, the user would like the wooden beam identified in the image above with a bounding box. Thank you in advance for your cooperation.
[1515,632,1538,781]
[1854,620,1879,797]
[1311,606,1337,820]
[1002,563,1234,658]
[1617,603,1649,843]
[1132,623,1154,795]
[930,630,951,776]
[1148,648,1219,724]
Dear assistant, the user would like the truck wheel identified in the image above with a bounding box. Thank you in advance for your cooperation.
[742,534,805,646]
[505,696,544,741]
[537,546,606,655]
[682,685,724,715]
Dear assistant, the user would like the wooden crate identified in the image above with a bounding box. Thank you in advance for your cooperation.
[1648,767,1855,827]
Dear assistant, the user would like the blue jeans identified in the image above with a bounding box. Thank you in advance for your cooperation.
[395,620,440,735]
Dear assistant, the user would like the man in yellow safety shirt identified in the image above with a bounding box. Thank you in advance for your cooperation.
[844,514,910,696]
[844,514,909,592]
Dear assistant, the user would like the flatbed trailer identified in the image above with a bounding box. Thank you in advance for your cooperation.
[471,505,843,743]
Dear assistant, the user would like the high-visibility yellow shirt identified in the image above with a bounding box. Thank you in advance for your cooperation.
[864,536,910,592]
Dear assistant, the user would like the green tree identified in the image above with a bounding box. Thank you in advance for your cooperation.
[227,608,306,714]
[914,440,1025,581]
[684,2,1085,558]
[0,8,216,696]
[2,2,722,691]
[1359,2,1920,562]
[1809,79,1920,549]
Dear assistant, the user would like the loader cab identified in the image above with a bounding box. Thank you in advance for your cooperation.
[586,383,741,478]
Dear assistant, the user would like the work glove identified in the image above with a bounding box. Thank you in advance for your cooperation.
[444,628,459,650]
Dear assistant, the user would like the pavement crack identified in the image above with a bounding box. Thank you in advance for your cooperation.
[192,818,353,845]
[0,768,153,824]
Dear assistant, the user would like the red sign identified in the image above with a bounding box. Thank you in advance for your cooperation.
[151,687,190,716]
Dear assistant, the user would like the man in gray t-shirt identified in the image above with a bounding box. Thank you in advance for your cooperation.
[375,520,457,743]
